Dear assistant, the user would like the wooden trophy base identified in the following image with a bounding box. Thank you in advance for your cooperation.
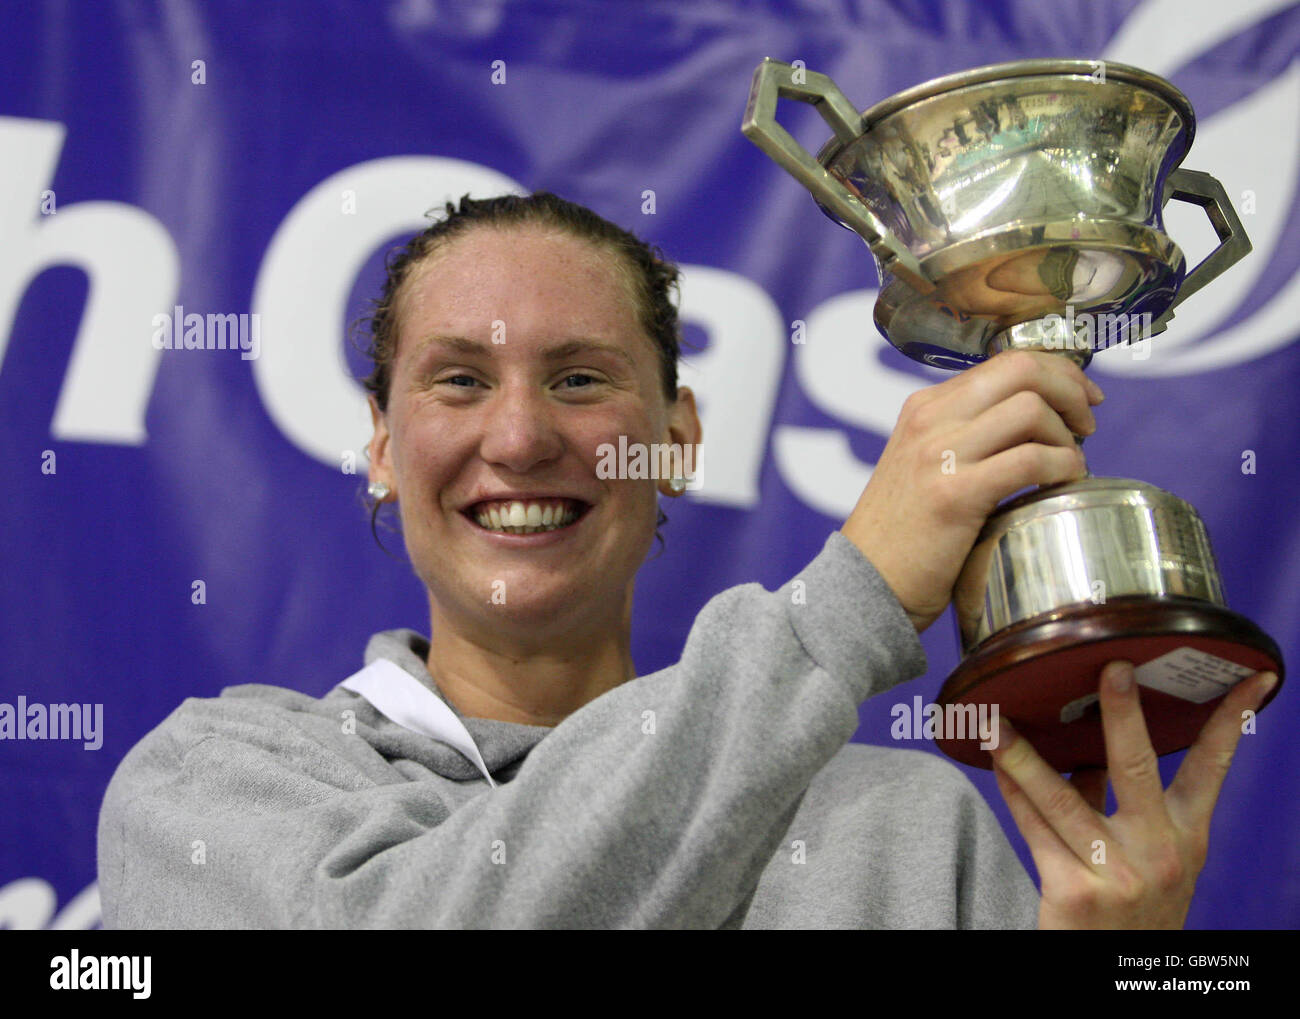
[935,596,1284,772]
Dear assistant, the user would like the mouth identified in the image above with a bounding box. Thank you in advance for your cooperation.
[461,497,592,535]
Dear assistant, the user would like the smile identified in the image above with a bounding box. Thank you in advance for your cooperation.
[463,498,590,535]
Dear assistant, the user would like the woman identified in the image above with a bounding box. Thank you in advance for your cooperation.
[97,192,1275,929]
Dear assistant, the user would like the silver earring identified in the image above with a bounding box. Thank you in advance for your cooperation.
[368,481,391,500]
[668,477,686,494]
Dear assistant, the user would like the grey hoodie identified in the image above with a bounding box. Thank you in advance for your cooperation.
[97,531,1040,928]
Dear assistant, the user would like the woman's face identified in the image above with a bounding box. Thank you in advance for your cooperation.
[367,224,699,642]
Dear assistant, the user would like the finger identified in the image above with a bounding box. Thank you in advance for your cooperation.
[959,350,1103,438]
[972,440,1088,504]
[989,715,1108,866]
[992,756,1085,873]
[1167,670,1278,823]
[1097,661,1168,821]
[1069,767,1109,813]
[958,388,1083,464]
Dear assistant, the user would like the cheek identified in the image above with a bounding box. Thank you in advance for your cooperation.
[387,411,461,509]
[579,396,669,453]
[574,412,668,495]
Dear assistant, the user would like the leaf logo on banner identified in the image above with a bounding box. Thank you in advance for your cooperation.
[1094,0,1300,376]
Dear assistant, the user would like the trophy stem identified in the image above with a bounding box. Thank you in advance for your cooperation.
[986,318,1092,369]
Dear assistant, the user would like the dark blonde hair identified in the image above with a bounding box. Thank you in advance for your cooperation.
[362,191,683,413]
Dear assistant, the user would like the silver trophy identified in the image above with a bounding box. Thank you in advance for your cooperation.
[743,58,1283,770]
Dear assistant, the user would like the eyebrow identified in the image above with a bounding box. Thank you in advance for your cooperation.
[417,335,637,367]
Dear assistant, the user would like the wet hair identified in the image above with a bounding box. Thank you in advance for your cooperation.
[360,191,682,413]
[358,191,686,556]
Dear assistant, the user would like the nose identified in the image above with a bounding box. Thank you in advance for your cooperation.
[476,377,566,474]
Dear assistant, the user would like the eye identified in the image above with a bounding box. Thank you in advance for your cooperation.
[441,374,480,388]
[558,373,599,389]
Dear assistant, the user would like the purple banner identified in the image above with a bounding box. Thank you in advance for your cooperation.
[1,0,1297,929]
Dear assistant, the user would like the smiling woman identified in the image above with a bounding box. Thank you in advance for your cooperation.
[96,192,1274,930]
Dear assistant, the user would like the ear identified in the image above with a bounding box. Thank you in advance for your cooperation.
[367,395,394,497]
[657,385,703,497]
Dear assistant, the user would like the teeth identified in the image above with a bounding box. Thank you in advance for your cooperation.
[472,498,582,534]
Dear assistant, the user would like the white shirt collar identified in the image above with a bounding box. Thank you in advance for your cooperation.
[341,659,497,787]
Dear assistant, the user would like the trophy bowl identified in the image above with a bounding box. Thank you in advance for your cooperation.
[743,57,1250,368]
[743,58,1284,771]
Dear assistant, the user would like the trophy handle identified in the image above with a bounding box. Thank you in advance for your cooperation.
[1152,168,1253,333]
[741,58,935,294]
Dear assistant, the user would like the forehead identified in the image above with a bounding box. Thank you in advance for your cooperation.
[395,225,646,352]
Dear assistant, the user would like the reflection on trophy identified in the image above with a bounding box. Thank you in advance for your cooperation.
[743,58,1285,771]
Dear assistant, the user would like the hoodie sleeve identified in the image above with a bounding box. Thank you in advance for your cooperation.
[98,531,930,929]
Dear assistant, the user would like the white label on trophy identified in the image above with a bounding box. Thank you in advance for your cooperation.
[1135,648,1257,704]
